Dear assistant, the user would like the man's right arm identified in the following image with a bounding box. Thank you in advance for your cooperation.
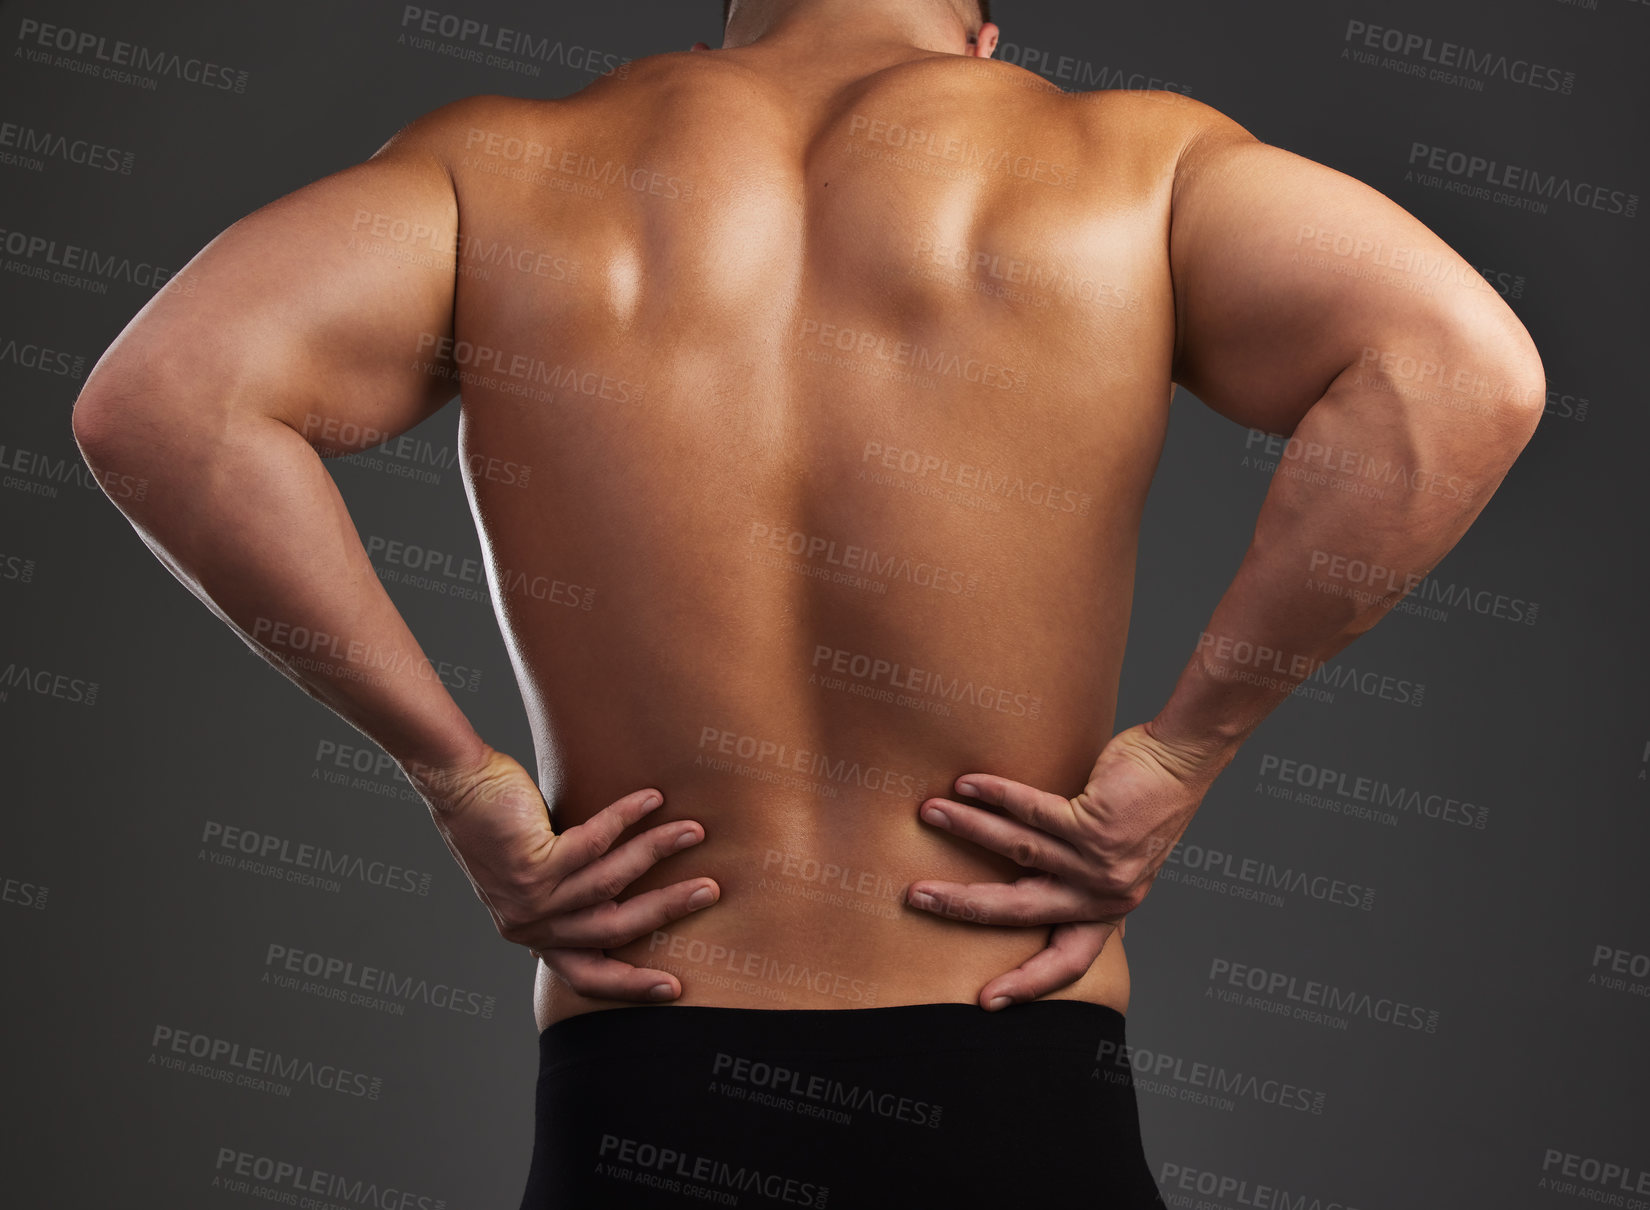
[1151,103,1546,758]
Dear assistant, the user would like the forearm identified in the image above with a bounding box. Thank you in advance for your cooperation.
[1150,356,1540,759]
[74,392,487,784]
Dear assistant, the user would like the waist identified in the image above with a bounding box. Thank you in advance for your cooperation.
[539,998,1127,1053]
[534,887,1131,1027]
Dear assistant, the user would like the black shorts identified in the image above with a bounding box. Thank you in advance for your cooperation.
[520,1000,1167,1208]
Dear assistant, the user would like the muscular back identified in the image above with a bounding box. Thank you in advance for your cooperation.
[84,30,1518,1028]
[437,51,1194,1024]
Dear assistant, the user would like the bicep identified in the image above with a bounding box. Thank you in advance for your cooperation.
[81,103,472,453]
[1168,114,1537,434]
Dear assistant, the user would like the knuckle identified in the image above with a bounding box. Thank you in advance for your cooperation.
[505,866,544,896]
[1097,873,1129,899]
[1098,862,1137,895]
[496,919,530,943]
[590,871,629,903]
[654,827,691,857]
[1010,839,1038,867]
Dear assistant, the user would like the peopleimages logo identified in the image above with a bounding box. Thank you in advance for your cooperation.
[993,41,1193,94]
[0,334,85,377]
[1343,20,1575,94]
[1094,1039,1327,1115]
[263,944,495,1018]
[212,1149,447,1210]
[150,1026,383,1099]
[0,225,173,290]
[14,18,250,92]
[1162,842,1375,910]
[1406,142,1638,219]
[1158,1161,1368,1210]
[0,119,135,173]
[1589,944,1650,1000]
[1256,753,1489,828]
[1540,1149,1650,1199]
[1207,958,1441,1032]
[199,820,433,896]
[712,1051,943,1128]
[398,6,631,78]
[596,1135,829,1208]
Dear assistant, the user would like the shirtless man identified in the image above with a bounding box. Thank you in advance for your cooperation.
[71,0,1545,1203]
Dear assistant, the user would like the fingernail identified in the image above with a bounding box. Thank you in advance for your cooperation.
[957,781,978,796]
[688,886,716,908]
[642,794,662,809]
[674,828,699,849]
[649,983,675,1000]
[987,996,1012,1011]
[921,806,948,827]
[910,891,936,910]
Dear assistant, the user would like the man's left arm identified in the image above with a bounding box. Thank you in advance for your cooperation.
[70,97,723,998]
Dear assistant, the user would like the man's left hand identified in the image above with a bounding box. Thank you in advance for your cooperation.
[904,723,1236,1011]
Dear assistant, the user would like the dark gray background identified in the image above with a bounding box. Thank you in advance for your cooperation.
[2,0,1645,1205]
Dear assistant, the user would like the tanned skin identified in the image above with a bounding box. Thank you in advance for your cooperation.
[72,0,1543,1032]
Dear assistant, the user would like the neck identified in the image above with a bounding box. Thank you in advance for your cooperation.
[723,0,986,56]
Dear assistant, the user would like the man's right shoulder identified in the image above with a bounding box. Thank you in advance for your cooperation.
[375,94,563,160]
[382,51,723,153]
[1069,89,1258,177]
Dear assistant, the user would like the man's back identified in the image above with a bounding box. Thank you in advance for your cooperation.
[437,48,1203,1025]
[68,5,1546,1201]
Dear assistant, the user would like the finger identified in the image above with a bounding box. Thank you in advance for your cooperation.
[978,920,1117,1011]
[904,876,1095,926]
[550,820,705,914]
[545,789,667,878]
[917,799,1085,879]
[947,773,1083,841]
[540,948,684,1002]
[536,879,720,949]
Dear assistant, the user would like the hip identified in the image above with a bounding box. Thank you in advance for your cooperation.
[534,912,1132,1028]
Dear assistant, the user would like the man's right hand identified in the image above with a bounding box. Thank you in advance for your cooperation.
[405,744,720,1002]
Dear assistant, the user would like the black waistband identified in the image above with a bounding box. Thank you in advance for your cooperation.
[539,999,1125,1063]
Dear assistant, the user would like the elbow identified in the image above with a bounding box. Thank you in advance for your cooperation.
[1498,373,1546,452]
[71,346,148,459]
[1467,296,1548,443]
[69,382,157,474]
[70,380,188,495]
[70,383,122,463]
[1482,334,1547,454]
[71,332,201,458]
[1418,298,1547,453]
[71,352,195,467]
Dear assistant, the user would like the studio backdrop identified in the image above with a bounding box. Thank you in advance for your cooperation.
[2,0,1645,1206]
